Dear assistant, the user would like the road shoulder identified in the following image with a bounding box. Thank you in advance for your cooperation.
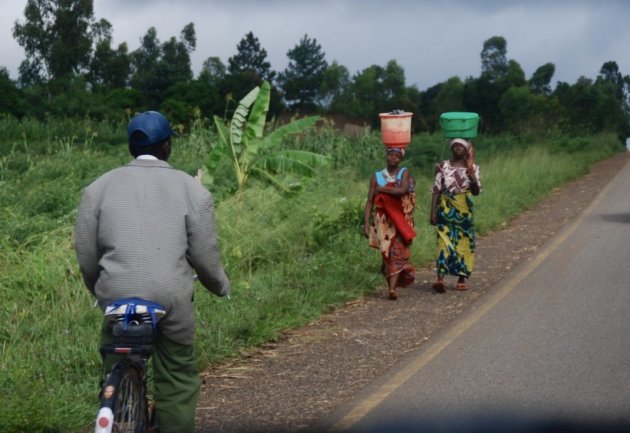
[196,152,630,433]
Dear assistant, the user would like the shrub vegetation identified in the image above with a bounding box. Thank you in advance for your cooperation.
[0,116,624,432]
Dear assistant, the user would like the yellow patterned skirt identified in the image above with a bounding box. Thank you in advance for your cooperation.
[435,192,476,277]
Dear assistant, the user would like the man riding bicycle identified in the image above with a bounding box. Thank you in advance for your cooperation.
[75,111,231,433]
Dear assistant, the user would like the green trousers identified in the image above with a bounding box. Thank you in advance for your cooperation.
[100,321,201,433]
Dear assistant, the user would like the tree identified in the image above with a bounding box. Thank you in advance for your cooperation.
[221,32,282,117]
[198,56,226,86]
[227,32,275,82]
[463,75,504,133]
[405,85,425,132]
[594,63,630,138]
[382,60,408,107]
[480,36,508,82]
[529,63,556,95]
[13,0,95,86]
[426,76,465,132]
[348,64,385,119]
[278,34,327,111]
[417,82,443,132]
[129,23,196,108]
[319,61,351,111]
[0,68,25,116]
[218,73,285,120]
[87,18,130,91]
[330,60,413,125]
[433,77,464,112]
[599,61,624,100]
[553,76,622,133]
[129,27,161,105]
[159,24,196,85]
[162,79,222,123]
[466,37,522,132]
[502,60,526,88]
[623,74,630,112]
[498,86,549,133]
[591,78,626,132]
[620,75,630,140]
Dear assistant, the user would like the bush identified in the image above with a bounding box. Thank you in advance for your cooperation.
[0,118,624,432]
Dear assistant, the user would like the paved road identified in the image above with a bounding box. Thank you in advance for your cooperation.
[322,159,630,432]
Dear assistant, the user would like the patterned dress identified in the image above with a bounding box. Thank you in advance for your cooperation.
[368,167,416,287]
[432,160,482,278]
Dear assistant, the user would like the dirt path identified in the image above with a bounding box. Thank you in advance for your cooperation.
[195,152,630,433]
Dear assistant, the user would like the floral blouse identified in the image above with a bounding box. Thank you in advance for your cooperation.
[432,160,482,195]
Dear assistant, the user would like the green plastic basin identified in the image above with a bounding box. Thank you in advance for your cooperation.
[439,112,479,138]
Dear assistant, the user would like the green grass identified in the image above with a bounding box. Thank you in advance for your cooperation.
[0,116,624,432]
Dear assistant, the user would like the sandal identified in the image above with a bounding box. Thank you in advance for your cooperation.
[432,281,446,293]
[388,289,398,300]
[456,282,468,290]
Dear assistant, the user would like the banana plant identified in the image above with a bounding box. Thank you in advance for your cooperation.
[200,80,329,197]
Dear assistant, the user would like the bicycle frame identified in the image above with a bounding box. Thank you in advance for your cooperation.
[94,299,165,433]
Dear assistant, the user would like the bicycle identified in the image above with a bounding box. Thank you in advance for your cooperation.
[94,298,166,433]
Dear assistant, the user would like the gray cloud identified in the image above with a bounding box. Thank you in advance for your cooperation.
[2,0,630,90]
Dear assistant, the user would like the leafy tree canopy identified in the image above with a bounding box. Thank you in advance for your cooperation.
[598,60,624,100]
[278,34,328,110]
[319,61,351,112]
[87,18,130,91]
[199,56,227,86]
[13,0,95,86]
[0,68,25,116]
[340,60,414,125]
[481,35,508,82]
[129,23,196,108]
[228,31,275,82]
[529,62,556,95]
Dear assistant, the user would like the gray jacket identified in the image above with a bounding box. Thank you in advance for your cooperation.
[75,159,230,345]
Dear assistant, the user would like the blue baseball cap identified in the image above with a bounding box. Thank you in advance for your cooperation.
[127,111,176,146]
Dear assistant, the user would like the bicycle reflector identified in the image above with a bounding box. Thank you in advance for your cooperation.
[95,407,114,433]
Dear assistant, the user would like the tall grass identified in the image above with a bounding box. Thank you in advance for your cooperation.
[0,116,624,432]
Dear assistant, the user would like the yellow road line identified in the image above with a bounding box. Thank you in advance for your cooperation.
[328,161,625,432]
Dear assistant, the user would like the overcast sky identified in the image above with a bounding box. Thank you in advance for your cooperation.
[1,0,629,91]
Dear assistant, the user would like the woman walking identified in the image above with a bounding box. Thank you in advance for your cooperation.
[430,138,481,292]
[364,147,416,300]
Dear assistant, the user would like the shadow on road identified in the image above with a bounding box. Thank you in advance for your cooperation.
[600,213,630,223]
[346,416,630,433]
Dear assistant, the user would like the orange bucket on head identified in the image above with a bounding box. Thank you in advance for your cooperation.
[379,111,413,148]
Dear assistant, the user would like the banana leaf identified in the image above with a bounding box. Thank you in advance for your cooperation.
[246,81,270,140]
[202,82,323,197]
[249,166,295,193]
[256,150,330,177]
[230,86,259,147]
[259,116,320,152]
[204,116,230,187]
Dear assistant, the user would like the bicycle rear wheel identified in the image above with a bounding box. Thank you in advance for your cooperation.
[112,364,147,433]
[96,360,148,433]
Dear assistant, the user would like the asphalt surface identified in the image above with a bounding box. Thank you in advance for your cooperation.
[322,158,630,432]
[197,152,630,433]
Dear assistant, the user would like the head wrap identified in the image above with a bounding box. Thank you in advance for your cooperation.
[449,138,471,151]
[386,147,406,157]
